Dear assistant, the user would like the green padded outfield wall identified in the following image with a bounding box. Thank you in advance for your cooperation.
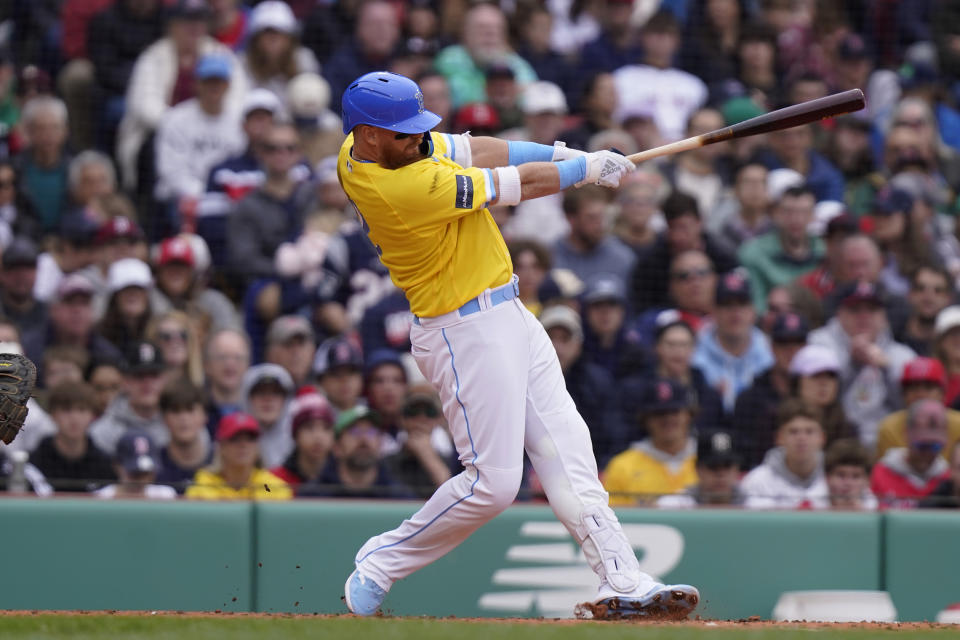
[884,511,960,622]
[254,503,882,619]
[1,499,957,620]
[0,499,254,612]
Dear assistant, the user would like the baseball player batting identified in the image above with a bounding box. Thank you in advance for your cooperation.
[337,71,699,619]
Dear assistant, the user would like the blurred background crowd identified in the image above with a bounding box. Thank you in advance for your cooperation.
[0,0,958,509]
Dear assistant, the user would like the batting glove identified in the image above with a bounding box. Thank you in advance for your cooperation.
[578,150,636,188]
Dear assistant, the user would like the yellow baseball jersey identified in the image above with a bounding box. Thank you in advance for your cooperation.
[337,131,513,317]
[603,441,698,506]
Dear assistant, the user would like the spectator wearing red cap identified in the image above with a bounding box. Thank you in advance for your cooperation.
[269,388,335,492]
[871,399,951,507]
[311,336,364,421]
[808,280,917,450]
[151,235,240,333]
[186,411,292,500]
[876,357,960,462]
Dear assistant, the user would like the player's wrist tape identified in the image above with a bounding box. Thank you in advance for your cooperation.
[556,157,587,189]
[494,166,522,206]
[447,133,473,167]
[507,140,556,166]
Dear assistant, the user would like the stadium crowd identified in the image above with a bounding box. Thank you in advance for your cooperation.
[0,0,959,509]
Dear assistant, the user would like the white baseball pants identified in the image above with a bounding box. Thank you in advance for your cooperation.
[354,283,646,594]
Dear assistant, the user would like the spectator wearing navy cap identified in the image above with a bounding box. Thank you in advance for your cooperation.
[312,336,364,420]
[808,280,917,450]
[95,429,178,499]
[21,273,124,384]
[581,274,641,379]
[33,209,99,304]
[692,271,774,413]
[792,212,860,303]
[732,312,810,469]
[876,357,960,463]
[89,341,170,455]
[892,264,954,357]
[658,430,746,508]
[604,378,699,506]
[0,236,46,335]
[363,349,408,443]
[270,388,336,493]
[869,186,929,299]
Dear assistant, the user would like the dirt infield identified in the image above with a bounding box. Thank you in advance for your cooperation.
[0,609,955,631]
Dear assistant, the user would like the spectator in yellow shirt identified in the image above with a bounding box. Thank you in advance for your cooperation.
[186,412,292,500]
[603,378,698,505]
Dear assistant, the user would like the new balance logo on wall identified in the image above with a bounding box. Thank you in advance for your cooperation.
[477,521,685,618]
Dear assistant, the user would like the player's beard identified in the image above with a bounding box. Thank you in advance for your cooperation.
[380,134,429,169]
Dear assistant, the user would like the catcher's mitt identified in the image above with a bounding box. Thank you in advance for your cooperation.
[0,353,36,445]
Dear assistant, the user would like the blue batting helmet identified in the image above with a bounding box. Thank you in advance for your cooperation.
[341,71,442,135]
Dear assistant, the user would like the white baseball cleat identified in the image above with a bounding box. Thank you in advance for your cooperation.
[581,581,700,620]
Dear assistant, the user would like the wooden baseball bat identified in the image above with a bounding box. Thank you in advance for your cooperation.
[625,88,866,164]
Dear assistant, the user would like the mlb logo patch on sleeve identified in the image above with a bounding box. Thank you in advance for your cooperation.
[455,175,474,209]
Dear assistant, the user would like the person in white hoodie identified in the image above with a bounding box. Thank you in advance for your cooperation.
[116,0,247,191]
[153,53,245,226]
[740,398,829,509]
[240,363,294,469]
